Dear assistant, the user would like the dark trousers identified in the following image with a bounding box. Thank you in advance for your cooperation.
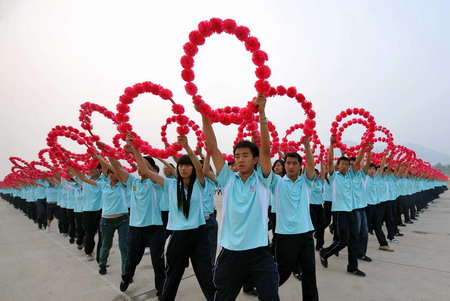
[74,212,85,246]
[310,204,325,250]
[99,215,129,272]
[355,208,368,257]
[161,210,172,240]
[383,201,396,240]
[275,232,318,301]
[160,226,216,301]
[67,209,76,240]
[399,196,410,223]
[205,211,218,266]
[321,210,359,272]
[28,202,37,222]
[269,210,277,254]
[83,210,102,256]
[214,246,279,301]
[46,203,57,221]
[366,204,388,246]
[323,201,333,228]
[122,225,166,296]
[36,199,47,228]
[59,208,69,234]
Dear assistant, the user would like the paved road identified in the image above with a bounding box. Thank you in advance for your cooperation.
[1,189,449,300]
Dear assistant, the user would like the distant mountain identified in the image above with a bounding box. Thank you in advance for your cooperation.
[342,141,450,165]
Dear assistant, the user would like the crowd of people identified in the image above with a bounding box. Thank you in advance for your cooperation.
[0,95,448,301]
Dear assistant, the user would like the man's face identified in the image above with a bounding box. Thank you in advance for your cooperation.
[368,166,377,177]
[285,157,301,177]
[89,168,101,178]
[234,147,257,174]
[337,160,350,174]
[163,166,171,177]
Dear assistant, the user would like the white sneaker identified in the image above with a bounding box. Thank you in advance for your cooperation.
[45,227,50,233]
[390,239,399,244]
[144,247,150,255]
[87,254,95,261]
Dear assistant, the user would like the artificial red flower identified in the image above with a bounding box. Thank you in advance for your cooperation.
[180,55,194,69]
[189,30,206,46]
[183,42,198,57]
[209,18,223,33]
[245,36,260,52]
[252,50,268,66]
[223,19,237,34]
[172,104,185,115]
[181,68,195,82]
[185,82,198,95]
[235,26,250,41]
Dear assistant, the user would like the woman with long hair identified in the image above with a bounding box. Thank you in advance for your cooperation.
[131,135,216,301]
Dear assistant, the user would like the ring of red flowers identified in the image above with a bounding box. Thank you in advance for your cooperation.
[182,18,272,124]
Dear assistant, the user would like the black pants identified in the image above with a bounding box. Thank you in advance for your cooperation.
[321,210,359,272]
[323,201,333,228]
[398,195,410,223]
[366,204,388,246]
[160,226,216,301]
[59,208,69,234]
[83,210,102,257]
[214,246,279,301]
[161,210,172,240]
[67,209,76,240]
[310,204,325,250]
[122,225,166,296]
[275,232,318,301]
[28,202,37,222]
[36,199,47,228]
[74,212,85,246]
[382,202,396,240]
[46,203,57,221]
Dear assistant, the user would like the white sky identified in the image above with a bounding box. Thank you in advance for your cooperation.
[1,0,450,179]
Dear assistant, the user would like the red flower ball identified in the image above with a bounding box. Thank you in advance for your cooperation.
[235,26,250,41]
[181,68,195,82]
[183,42,198,57]
[180,55,194,69]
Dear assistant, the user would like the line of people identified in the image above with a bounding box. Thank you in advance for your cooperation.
[1,94,448,301]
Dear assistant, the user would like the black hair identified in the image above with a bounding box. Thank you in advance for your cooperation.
[369,163,378,169]
[337,156,350,165]
[154,165,160,174]
[272,159,286,176]
[96,164,102,170]
[284,152,303,165]
[176,155,196,219]
[233,140,259,158]
[143,156,156,167]
[227,161,235,166]
[349,157,356,162]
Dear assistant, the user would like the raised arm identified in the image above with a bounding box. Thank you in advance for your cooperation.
[68,166,97,187]
[178,135,205,186]
[328,136,336,175]
[255,94,272,177]
[363,145,373,174]
[203,151,218,184]
[107,156,130,183]
[157,158,177,178]
[319,158,326,180]
[197,102,226,174]
[131,141,164,186]
[303,137,315,180]
[353,144,366,172]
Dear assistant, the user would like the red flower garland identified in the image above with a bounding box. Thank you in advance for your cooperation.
[182,18,272,125]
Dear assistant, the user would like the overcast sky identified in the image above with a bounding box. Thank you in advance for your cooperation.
[1,0,449,179]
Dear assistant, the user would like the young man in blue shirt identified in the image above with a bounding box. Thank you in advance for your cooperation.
[272,138,318,301]
[200,94,279,300]
[320,136,366,277]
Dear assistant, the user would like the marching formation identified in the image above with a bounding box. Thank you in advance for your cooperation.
[1,17,448,301]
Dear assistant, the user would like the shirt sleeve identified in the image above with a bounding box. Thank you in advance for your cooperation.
[217,165,233,187]
[163,177,176,195]
[256,164,273,187]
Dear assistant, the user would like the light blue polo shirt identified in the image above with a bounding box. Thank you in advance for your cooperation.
[269,192,277,213]
[329,171,353,212]
[309,179,324,205]
[46,185,59,203]
[385,174,397,200]
[82,174,106,212]
[217,164,273,251]
[35,180,47,200]
[60,187,68,208]
[271,174,314,235]
[125,174,163,227]
[203,178,216,216]
[160,175,176,212]
[362,173,380,205]
[74,185,84,213]
[65,181,77,210]
[348,169,366,209]
[377,175,390,202]
[322,180,333,202]
[99,179,128,216]
[164,177,205,231]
